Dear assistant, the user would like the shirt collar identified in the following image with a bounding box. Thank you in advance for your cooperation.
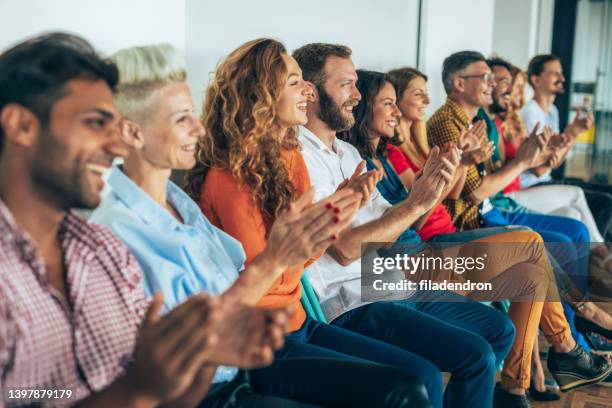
[0,197,24,242]
[0,196,100,246]
[0,197,102,286]
[446,97,472,128]
[107,165,199,232]
[530,99,554,117]
[477,107,491,122]
[299,125,344,157]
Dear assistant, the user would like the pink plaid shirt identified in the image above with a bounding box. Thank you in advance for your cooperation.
[0,199,149,407]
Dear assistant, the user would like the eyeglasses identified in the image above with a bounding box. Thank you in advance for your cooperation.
[461,72,495,83]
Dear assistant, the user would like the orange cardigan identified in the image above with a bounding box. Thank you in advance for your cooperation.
[199,149,309,332]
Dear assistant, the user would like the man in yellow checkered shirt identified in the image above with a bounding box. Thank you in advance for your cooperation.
[427,51,546,230]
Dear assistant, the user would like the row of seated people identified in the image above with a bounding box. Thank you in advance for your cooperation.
[0,32,611,408]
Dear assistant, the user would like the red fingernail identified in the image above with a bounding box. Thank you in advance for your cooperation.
[332,234,338,240]
[333,216,340,223]
[333,207,340,213]
[325,203,333,209]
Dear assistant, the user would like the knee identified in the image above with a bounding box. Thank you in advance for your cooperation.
[466,337,499,375]
[568,185,584,201]
[512,230,544,244]
[566,218,590,242]
[384,371,434,408]
[575,221,590,242]
[518,231,548,262]
[567,207,582,221]
[527,230,544,244]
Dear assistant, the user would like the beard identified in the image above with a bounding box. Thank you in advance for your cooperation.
[31,127,100,210]
[316,85,356,132]
[490,95,509,114]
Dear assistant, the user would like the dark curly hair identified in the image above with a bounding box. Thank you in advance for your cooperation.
[337,69,401,159]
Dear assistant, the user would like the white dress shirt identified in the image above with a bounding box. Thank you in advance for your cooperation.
[299,126,410,321]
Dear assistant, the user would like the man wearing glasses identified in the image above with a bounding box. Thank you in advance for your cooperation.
[427,51,546,232]
[428,51,610,407]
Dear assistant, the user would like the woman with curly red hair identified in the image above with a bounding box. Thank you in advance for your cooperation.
[186,38,455,408]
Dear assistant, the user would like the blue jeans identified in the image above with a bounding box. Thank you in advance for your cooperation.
[482,207,592,351]
[277,318,443,408]
[331,293,515,408]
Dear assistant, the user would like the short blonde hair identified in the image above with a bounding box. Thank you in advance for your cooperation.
[111,43,186,121]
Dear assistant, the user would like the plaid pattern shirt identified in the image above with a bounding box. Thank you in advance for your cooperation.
[0,199,149,407]
[427,97,486,230]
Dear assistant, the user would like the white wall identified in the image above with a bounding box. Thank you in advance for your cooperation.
[1,0,558,116]
[185,0,420,110]
[536,0,555,55]
[0,0,421,113]
[491,0,554,71]
[492,0,537,68]
[419,0,496,110]
[0,0,186,56]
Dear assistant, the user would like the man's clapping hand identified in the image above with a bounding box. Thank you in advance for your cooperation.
[336,161,383,208]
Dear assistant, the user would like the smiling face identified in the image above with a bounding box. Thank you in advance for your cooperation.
[30,78,126,209]
[138,82,204,171]
[458,61,495,108]
[276,54,311,128]
[316,55,361,131]
[368,81,401,139]
[397,75,430,122]
[533,59,565,95]
[491,65,512,112]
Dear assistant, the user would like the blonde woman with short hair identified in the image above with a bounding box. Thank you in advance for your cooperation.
[92,43,431,408]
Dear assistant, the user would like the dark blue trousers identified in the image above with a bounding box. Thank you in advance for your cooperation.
[278,293,515,408]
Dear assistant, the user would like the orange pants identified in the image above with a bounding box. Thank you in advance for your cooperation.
[412,230,571,389]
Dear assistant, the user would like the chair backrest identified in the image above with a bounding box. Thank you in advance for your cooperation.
[301,283,317,321]
[300,271,327,323]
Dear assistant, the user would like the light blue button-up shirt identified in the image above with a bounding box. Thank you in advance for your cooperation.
[91,166,245,383]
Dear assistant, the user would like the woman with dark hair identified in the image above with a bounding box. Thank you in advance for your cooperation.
[339,69,611,407]
[341,69,509,245]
